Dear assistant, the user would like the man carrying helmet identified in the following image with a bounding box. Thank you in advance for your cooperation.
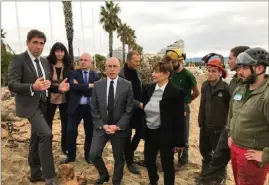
[165,48,200,168]
[198,56,231,178]
[227,47,269,185]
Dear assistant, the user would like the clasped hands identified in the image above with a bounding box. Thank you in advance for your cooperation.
[103,125,119,135]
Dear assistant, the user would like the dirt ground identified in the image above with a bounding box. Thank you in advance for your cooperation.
[1,75,237,185]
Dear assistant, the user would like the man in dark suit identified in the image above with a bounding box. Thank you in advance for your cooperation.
[119,50,143,174]
[60,53,100,164]
[89,57,134,185]
[8,30,69,185]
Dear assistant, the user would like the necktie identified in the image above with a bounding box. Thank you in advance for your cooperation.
[107,80,114,125]
[83,71,88,83]
[83,71,89,104]
[34,59,47,102]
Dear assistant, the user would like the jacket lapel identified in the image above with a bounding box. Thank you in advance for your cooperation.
[161,82,175,100]
[114,77,122,106]
[40,58,50,80]
[77,69,85,83]
[24,51,38,79]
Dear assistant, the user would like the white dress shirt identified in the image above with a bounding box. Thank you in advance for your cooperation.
[106,76,118,105]
[27,50,48,97]
[144,83,167,129]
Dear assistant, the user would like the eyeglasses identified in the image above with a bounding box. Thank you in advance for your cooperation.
[106,65,119,69]
[80,58,89,62]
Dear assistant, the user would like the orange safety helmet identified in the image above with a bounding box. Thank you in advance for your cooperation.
[207,58,227,78]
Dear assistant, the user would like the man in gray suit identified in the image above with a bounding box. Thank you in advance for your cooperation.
[8,30,69,185]
[89,57,134,185]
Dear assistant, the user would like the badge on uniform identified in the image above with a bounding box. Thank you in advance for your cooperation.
[218,92,223,97]
[233,93,243,101]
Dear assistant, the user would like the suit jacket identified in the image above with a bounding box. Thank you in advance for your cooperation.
[67,69,100,115]
[90,77,134,138]
[8,51,51,118]
[142,81,186,147]
[119,64,144,129]
[119,64,142,109]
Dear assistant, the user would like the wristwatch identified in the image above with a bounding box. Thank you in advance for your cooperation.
[117,126,121,131]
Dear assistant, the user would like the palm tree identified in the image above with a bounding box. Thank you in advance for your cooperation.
[117,23,135,63]
[126,28,136,52]
[100,0,121,57]
[1,29,7,53]
[133,43,143,55]
[62,1,74,61]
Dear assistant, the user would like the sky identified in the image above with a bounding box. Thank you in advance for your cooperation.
[1,1,268,58]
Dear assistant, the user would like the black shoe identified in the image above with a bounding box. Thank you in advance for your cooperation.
[94,175,109,184]
[60,157,75,164]
[148,183,158,185]
[128,164,140,175]
[30,175,45,182]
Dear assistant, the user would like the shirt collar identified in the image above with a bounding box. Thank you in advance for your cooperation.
[27,50,40,61]
[155,83,167,91]
[82,69,90,73]
[107,76,118,84]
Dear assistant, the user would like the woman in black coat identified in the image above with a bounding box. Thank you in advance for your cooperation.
[47,42,74,154]
[142,61,185,185]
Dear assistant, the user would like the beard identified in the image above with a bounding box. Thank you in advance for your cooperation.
[173,62,180,71]
[241,74,256,84]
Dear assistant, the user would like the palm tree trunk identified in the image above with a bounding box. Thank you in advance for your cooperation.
[109,31,113,57]
[68,39,74,62]
[122,41,125,63]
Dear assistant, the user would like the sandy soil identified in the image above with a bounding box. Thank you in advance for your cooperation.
[1,75,237,185]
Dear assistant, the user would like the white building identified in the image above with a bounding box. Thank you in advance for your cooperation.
[157,39,185,57]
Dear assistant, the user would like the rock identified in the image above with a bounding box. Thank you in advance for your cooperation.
[1,122,7,129]
[106,163,114,171]
[14,120,28,127]
[13,135,29,142]
[1,87,11,101]
[58,164,75,181]
[77,173,87,185]
[1,128,8,139]
[54,110,60,120]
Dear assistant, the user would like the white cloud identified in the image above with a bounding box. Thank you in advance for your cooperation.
[1,1,268,58]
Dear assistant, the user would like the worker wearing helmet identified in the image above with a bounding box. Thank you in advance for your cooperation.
[166,48,200,168]
[227,47,269,185]
[197,46,250,185]
[198,56,231,180]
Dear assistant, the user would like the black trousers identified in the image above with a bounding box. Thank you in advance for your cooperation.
[125,125,142,166]
[66,105,93,160]
[144,129,175,185]
[28,101,56,179]
[201,129,230,180]
[47,103,68,154]
[199,127,222,174]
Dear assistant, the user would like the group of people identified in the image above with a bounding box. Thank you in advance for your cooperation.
[7,29,269,185]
